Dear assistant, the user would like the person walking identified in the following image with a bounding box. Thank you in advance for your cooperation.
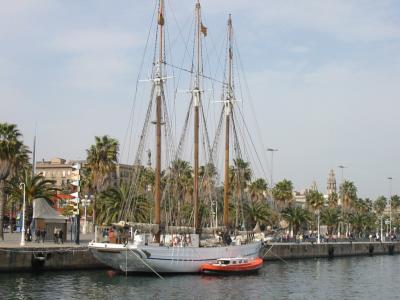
[58,229,64,244]
[54,227,59,243]
[41,229,46,243]
[35,229,40,243]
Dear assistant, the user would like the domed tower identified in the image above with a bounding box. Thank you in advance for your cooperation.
[327,169,337,195]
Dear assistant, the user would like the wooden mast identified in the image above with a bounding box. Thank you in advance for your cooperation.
[223,14,233,228]
[193,0,201,232]
[154,0,165,242]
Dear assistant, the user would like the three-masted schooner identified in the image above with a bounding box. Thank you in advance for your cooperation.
[88,0,263,274]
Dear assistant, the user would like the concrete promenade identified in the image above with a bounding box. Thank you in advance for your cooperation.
[0,232,105,272]
[262,241,400,261]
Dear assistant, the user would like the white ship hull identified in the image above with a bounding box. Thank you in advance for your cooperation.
[89,241,262,273]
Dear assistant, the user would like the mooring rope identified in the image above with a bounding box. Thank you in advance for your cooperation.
[127,247,164,280]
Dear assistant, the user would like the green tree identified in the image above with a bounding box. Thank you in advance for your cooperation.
[244,200,271,229]
[281,206,311,236]
[86,135,119,226]
[321,207,340,235]
[229,158,252,229]
[306,189,325,233]
[339,180,357,210]
[327,192,339,208]
[272,179,294,211]
[0,123,29,240]
[97,182,150,225]
[306,190,324,212]
[249,178,268,203]
[8,170,58,226]
[391,195,400,212]
[374,196,387,215]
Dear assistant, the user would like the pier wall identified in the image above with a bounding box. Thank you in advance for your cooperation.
[0,247,105,272]
[261,242,399,261]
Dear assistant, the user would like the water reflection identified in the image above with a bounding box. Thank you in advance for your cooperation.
[1,255,400,300]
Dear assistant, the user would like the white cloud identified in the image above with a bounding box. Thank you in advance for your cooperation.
[0,0,54,37]
[202,0,400,43]
[64,54,132,89]
[50,30,141,53]
[289,46,310,54]
[46,29,142,90]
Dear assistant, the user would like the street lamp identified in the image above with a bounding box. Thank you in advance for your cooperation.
[317,209,321,244]
[19,183,26,246]
[337,165,346,183]
[82,195,91,234]
[388,177,393,234]
[267,148,278,187]
[337,165,346,238]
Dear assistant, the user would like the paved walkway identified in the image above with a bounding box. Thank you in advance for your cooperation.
[0,232,94,248]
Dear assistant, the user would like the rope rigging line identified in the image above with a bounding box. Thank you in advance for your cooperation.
[233,36,270,178]
[121,0,158,165]
[164,62,227,86]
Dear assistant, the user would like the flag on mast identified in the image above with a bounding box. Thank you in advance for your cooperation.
[158,12,165,26]
[201,22,207,37]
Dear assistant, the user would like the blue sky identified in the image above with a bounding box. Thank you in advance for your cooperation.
[1,0,400,199]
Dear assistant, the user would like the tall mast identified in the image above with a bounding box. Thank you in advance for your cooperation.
[154,0,165,241]
[192,0,202,232]
[223,14,233,228]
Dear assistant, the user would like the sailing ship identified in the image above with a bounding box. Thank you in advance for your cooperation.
[88,0,263,273]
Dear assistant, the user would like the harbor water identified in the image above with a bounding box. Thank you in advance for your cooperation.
[0,255,399,300]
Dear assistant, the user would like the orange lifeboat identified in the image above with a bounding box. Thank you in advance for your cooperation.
[200,257,263,275]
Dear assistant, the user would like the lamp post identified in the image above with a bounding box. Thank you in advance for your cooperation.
[317,209,321,244]
[82,195,91,234]
[267,148,278,187]
[388,177,393,234]
[337,165,346,238]
[19,183,26,247]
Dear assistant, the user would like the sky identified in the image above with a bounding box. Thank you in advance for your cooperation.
[1,0,400,199]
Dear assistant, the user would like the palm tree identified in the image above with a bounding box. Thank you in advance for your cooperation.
[281,207,311,236]
[327,192,339,208]
[86,135,119,226]
[391,195,400,212]
[249,178,268,203]
[374,196,387,216]
[306,190,324,212]
[305,189,324,238]
[199,162,217,227]
[339,180,357,210]
[244,200,271,230]
[8,170,58,226]
[97,182,150,225]
[272,179,294,211]
[321,207,340,236]
[229,158,252,229]
[0,123,29,240]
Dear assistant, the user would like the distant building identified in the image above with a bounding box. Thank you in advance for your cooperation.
[36,157,135,190]
[293,190,307,208]
[36,158,77,189]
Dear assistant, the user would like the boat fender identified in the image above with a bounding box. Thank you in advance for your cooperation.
[328,245,334,258]
[388,244,395,255]
[173,236,181,246]
[368,244,374,256]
